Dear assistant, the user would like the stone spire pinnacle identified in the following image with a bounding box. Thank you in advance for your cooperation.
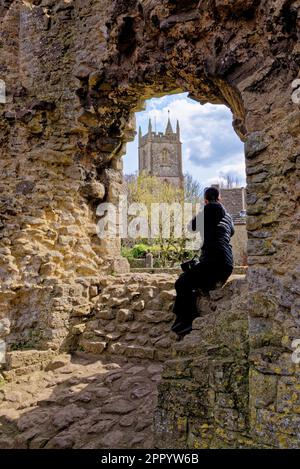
[148,118,152,133]
[165,110,173,134]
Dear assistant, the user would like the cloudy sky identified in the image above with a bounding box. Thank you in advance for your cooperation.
[123,92,246,187]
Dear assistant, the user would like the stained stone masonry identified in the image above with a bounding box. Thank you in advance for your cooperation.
[0,273,249,449]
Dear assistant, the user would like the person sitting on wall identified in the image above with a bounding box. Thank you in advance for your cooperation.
[171,186,235,340]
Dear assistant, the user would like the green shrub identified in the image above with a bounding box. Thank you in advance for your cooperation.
[122,242,198,267]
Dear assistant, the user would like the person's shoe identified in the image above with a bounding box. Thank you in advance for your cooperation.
[175,324,192,336]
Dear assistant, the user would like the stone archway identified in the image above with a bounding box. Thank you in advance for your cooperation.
[0,0,299,448]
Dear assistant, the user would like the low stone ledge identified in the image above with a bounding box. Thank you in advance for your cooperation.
[2,351,70,380]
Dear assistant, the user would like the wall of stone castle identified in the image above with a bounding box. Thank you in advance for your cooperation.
[155,274,250,448]
[2,270,300,448]
[232,224,248,266]
[151,141,181,177]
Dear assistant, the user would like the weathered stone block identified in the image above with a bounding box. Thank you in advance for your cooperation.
[80,182,105,200]
[162,358,193,379]
[71,304,91,317]
[71,324,86,335]
[89,285,98,298]
[96,309,116,320]
[108,297,129,308]
[45,354,71,371]
[109,342,126,355]
[136,335,149,346]
[160,290,176,301]
[5,350,57,370]
[276,376,300,413]
[0,0,298,448]
[0,319,10,339]
[249,317,282,347]
[0,340,6,365]
[110,257,130,274]
[142,310,173,323]
[245,131,269,159]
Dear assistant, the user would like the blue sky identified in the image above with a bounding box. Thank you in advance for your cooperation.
[123,92,246,187]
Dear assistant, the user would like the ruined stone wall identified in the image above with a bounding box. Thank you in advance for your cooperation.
[1,272,250,450]
[231,224,247,266]
[0,0,129,353]
[1,271,180,379]
[0,0,299,448]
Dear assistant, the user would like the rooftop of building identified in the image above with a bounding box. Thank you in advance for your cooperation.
[212,184,247,225]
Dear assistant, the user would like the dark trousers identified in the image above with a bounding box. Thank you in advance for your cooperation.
[172,261,233,330]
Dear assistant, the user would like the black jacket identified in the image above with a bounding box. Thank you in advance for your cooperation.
[192,202,234,266]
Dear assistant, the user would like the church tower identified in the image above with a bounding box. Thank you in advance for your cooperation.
[138,112,183,187]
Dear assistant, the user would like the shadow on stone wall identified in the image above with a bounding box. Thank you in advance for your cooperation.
[0,353,162,449]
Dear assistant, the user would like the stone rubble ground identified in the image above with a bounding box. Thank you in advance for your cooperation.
[0,353,163,449]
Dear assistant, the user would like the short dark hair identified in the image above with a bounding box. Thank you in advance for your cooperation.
[204,186,220,202]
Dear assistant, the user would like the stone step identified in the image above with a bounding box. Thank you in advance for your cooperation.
[114,342,173,362]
